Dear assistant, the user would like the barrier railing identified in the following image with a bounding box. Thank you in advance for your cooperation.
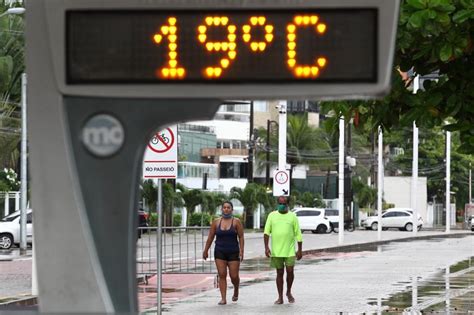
[136,226,216,277]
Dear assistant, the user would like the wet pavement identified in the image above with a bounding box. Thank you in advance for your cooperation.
[151,235,474,314]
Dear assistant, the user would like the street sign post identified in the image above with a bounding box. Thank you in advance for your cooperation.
[273,170,290,197]
[26,0,400,313]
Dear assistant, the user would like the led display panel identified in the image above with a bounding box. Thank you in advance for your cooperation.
[67,10,377,83]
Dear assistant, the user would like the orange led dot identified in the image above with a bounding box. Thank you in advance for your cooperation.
[311,16,319,24]
[294,16,303,25]
[250,42,259,51]
[287,33,296,41]
[169,26,177,34]
[258,42,266,51]
[288,59,296,68]
[258,16,266,25]
[214,68,222,77]
[161,26,169,35]
[153,34,163,43]
[162,68,169,77]
[243,25,251,33]
[213,17,221,26]
[169,35,177,43]
[214,42,221,51]
[198,25,207,33]
[170,68,177,76]
[228,34,237,42]
[303,67,311,76]
[205,17,213,25]
[317,23,327,34]
[243,33,251,42]
[288,50,296,59]
[221,17,229,25]
[296,67,304,76]
[221,42,229,51]
[169,43,177,51]
[229,43,237,50]
[178,69,185,77]
[169,52,177,59]
[303,16,310,25]
[206,67,214,77]
[228,51,237,59]
[265,25,274,33]
[287,24,296,33]
[311,67,319,76]
[169,60,177,68]
[317,58,327,67]
[265,34,274,42]
[221,59,230,68]
[168,17,177,25]
[250,16,258,25]
[288,42,296,50]
[228,25,237,33]
[206,42,214,51]
[198,34,207,43]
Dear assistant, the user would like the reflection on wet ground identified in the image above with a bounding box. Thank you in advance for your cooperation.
[368,256,474,313]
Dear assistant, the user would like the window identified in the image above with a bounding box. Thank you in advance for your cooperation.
[220,162,248,178]
[396,212,410,217]
[383,212,396,218]
[325,209,338,216]
[27,213,32,224]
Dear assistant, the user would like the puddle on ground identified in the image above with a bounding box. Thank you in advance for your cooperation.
[367,256,474,313]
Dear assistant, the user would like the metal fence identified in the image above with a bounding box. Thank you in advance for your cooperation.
[136,226,216,277]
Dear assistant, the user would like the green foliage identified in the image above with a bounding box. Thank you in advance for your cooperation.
[172,213,182,226]
[0,168,19,191]
[352,178,377,208]
[230,183,271,226]
[290,190,326,208]
[189,212,212,226]
[148,212,157,227]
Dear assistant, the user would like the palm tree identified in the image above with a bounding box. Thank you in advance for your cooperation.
[176,183,203,225]
[0,3,24,170]
[201,191,228,217]
[230,183,269,228]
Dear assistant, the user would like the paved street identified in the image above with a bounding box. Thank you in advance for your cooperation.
[156,234,474,314]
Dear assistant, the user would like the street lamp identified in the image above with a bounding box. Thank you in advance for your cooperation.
[0,7,25,18]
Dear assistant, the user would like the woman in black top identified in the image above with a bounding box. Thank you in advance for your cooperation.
[203,201,244,305]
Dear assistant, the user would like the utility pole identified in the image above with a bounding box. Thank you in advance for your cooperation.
[411,121,419,235]
[469,162,472,205]
[338,117,344,245]
[20,73,28,255]
[377,126,383,241]
[265,119,271,187]
[446,131,451,233]
[247,101,254,183]
[277,101,287,171]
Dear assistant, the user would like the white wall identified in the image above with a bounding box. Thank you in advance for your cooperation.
[383,176,428,221]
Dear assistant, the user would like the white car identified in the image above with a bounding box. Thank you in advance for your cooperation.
[292,207,331,234]
[0,209,33,249]
[361,208,423,232]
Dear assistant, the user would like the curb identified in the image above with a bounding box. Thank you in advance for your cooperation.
[0,296,37,309]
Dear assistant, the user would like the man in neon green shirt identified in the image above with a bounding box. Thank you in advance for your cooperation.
[264,196,303,304]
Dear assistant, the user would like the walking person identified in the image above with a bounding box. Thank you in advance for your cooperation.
[264,196,303,304]
[203,201,244,305]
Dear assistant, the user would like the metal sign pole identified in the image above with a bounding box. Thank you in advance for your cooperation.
[156,179,163,314]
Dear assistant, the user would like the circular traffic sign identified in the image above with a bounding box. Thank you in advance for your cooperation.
[148,127,175,153]
[275,171,289,184]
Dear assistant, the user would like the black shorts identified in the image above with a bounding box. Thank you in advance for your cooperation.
[214,249,240,261]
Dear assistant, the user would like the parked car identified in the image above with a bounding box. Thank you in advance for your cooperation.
[138,209,149,238]
[361,208,423,231]
[292,207,331,234]
[0,209,33,250]
[322,208,339,231]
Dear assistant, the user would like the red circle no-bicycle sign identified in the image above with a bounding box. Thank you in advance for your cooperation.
[148,128,175,153]
[275,171,289,184]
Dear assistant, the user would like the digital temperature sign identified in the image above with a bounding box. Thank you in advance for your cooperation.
[67,10,377,84]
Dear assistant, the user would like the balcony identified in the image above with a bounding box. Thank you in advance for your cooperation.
[200,148,248,160]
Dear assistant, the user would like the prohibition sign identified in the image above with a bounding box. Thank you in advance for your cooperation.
[148,127,175,153]
[275,171,289,185]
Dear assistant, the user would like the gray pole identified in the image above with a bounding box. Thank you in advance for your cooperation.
[20,73,27,255]
[469,163,472,205]
[445,131,451,233]
[377,126,383,241]
[338,117,344,245]
[411,121,418,236]
[156,179,162,314]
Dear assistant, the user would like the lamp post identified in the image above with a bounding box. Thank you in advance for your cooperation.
[0,7,25,18]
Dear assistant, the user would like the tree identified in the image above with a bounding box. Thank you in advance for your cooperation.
[230,183,269,227]
[201,191,228,216]
[0,3,24,170]
[176,183,203,224]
